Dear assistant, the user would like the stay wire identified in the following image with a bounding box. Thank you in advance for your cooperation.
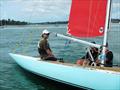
[12,2,38,54]
[22,3,38,54]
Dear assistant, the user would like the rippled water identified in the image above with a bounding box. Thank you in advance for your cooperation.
[0,23,120,90]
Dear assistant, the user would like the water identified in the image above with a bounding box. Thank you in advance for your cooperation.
[0,24,120,90]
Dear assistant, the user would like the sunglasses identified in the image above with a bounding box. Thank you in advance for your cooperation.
[44,33,49,35]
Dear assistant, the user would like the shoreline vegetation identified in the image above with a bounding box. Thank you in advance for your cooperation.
[0,19,120,26]
[30,21,68,25]
[0,19,28,26]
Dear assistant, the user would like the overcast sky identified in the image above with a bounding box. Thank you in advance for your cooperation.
[0,0,120,23]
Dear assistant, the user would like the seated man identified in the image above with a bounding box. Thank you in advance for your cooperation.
[38,29,57,61]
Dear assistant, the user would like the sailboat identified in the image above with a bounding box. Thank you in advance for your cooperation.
[9,0,120,90]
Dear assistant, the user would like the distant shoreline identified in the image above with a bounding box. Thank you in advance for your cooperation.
[30,21,68,25]
[111,19,120,23]
[0,22,119,27]
[0,19,28,26]
[0,19,120,26]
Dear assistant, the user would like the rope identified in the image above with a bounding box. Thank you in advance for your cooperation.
[22,2,40,54]
[22,31,34,54]
[12,2,38,54]
[12,42,21,53]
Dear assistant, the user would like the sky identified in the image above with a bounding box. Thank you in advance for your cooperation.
[0,0,120,23]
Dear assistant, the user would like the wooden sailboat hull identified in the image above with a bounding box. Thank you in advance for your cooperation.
[9,53,120,90]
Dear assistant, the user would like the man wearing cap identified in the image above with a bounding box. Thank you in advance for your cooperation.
[38,29,57,61]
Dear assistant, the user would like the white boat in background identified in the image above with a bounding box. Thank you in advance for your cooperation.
[9,0,120,90]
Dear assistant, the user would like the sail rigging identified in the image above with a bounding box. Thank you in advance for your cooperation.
[57,0,111,66]
[68,0,108,37]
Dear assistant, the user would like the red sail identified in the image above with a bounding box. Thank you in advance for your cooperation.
[68,0,107,37]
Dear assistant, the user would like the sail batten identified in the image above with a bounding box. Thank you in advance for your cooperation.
[68,0,108,38]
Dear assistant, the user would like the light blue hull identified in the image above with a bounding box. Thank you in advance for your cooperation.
[9,53,120,90]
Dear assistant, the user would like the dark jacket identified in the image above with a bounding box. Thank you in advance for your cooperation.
[105,50,113,67]
[38,39,51,59]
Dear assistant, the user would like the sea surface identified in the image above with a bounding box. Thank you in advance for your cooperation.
[0,23,120,90]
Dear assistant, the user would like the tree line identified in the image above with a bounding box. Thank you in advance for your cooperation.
[111,19,120,23]
[0,19,28,26]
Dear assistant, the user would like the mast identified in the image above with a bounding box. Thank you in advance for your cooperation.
[101,0,112,66]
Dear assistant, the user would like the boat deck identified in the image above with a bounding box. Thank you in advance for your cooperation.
[52,61,120,72]
[36,58,120,73]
